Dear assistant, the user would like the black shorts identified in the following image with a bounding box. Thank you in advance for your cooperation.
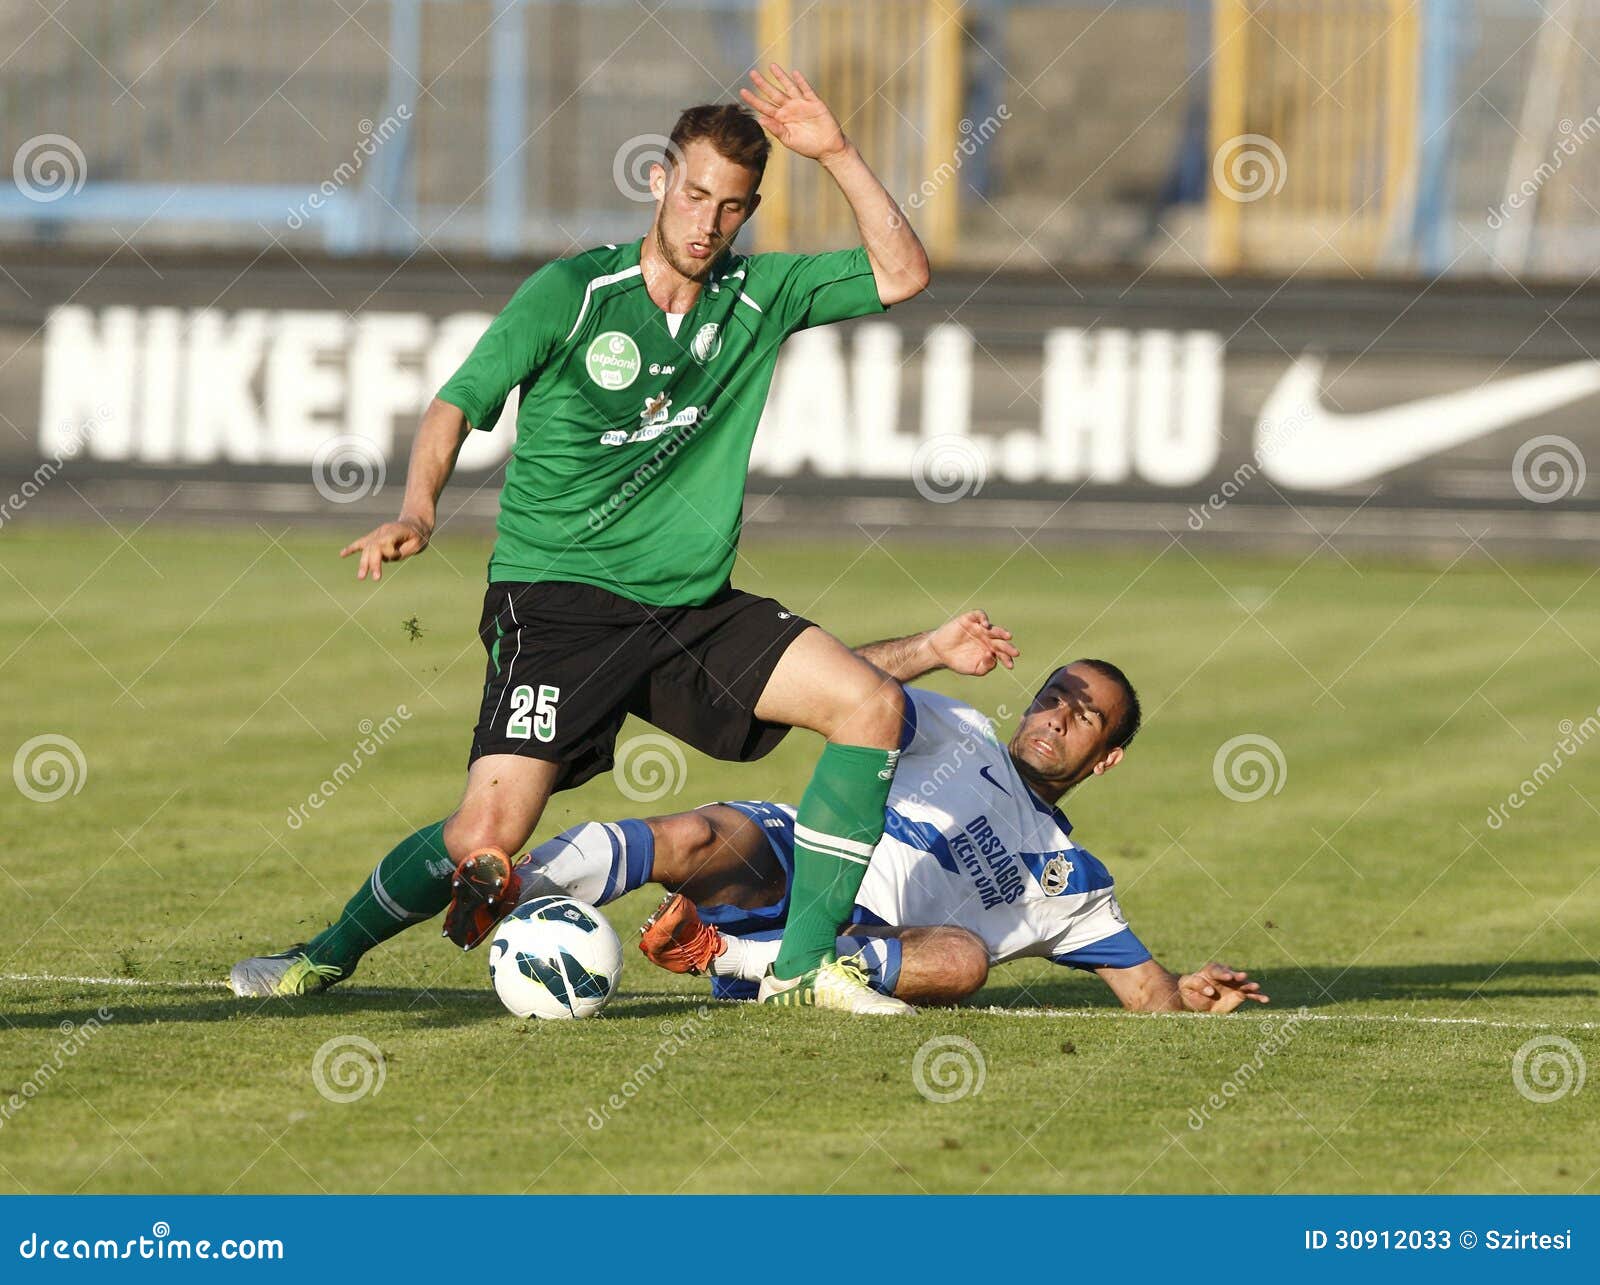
[469,580,815,792]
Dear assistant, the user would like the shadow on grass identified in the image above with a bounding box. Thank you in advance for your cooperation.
[0,985,709,1031]
[971,959,1600,1012]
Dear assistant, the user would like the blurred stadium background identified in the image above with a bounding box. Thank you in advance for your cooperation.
[3,0,1600,549]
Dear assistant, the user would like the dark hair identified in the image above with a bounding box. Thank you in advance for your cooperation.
[1078,658,1142,750]
[668,103,770,181]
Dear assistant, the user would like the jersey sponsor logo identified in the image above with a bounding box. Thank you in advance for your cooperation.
[690,321,723,364]
[950,813,1026,908]
[647,362,676,375]
[1255,353,1600,488]
[1039,854,1074,896]
[978,763,1011,795]
[585,330,642,390]
[598,396,705,447]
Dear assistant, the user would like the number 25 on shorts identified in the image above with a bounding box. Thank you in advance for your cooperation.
[507,684,560,742]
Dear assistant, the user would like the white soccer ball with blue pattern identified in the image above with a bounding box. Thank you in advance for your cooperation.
[489,896,623,1019]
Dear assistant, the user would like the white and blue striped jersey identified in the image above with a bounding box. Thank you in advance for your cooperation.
[847,685,1150,971]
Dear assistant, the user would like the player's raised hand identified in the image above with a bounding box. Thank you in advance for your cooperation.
[339,516,431,582]
[1179,962,1270,1014]
[929,609,1019,677]
[740,65,847,161]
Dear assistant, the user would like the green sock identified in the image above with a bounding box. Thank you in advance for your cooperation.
[304,820,456,974]
[773,742,900,980]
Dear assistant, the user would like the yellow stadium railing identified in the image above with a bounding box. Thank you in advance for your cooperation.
[755,0,965,263]
[1208,0,1420,273]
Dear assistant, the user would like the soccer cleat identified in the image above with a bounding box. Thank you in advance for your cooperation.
[228,946,344,998]
[638,892,725,975]
[442,847,521,950]
[757,954,914,1015]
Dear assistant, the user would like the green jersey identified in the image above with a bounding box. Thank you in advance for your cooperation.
[437,237,887,607]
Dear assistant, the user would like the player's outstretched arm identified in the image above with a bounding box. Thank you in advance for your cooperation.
[1097,958,1270,1014]
[740,64,930,305]
[339,397,472,581]
[853,609,1018,682]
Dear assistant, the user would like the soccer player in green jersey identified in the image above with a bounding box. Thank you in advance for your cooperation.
[231,67,931,1013]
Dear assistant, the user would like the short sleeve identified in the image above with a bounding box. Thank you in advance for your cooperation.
[1049,889,1153,972]
[437,262,572,430]
[758,246,887,335]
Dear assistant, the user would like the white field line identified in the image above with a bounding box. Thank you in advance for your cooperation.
[975,1006,1600,1032]
[1,973,1594,1031]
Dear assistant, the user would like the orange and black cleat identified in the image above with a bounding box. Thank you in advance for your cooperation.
[442,848,522,950]
[638,892,725,975]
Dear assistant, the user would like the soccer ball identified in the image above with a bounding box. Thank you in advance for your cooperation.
[488,896,623,1020]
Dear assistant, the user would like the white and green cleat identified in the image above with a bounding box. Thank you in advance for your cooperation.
[228,946,344,998]
[757,955,913,1015]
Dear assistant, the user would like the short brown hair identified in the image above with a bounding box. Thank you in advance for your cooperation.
[668,103,770,181]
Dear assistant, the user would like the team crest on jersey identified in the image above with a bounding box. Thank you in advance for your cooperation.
[1039,855,1074,896]
[585,331,641,390]
[690,321,722,364]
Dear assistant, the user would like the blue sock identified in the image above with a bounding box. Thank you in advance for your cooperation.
[514,819,655,907]
[837,934,902,997]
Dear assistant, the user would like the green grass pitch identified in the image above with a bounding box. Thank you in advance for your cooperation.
[1,521,1595,1194]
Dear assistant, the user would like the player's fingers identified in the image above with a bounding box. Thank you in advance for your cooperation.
[767,63,800,97]
[1249,991,1271,1003]
[791,68,819,100]
[746,70,782,107]
[339,538,363,558]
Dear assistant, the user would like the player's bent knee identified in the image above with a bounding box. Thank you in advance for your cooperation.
[647,809,719,872]
[939,927,989,996]
[835,667,906,749]
[442,811,535,863]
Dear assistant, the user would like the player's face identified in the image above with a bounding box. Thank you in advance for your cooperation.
[650,139,762,281]
[1007,663,1127,795]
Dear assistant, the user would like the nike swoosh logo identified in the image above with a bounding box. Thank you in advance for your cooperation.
[978,764,1011,795]
[1255,355,1600,489]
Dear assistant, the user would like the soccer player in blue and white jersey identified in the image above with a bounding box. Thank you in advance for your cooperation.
[509,611,1268,1013]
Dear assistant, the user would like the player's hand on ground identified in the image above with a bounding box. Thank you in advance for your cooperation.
[929,609,1018,677]
[339,517,432,581]
[1178,962,1269,1014]
[740,65,847,161]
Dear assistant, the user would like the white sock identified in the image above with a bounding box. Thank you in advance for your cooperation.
[709,934,779,981]
[513,821,652,907]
